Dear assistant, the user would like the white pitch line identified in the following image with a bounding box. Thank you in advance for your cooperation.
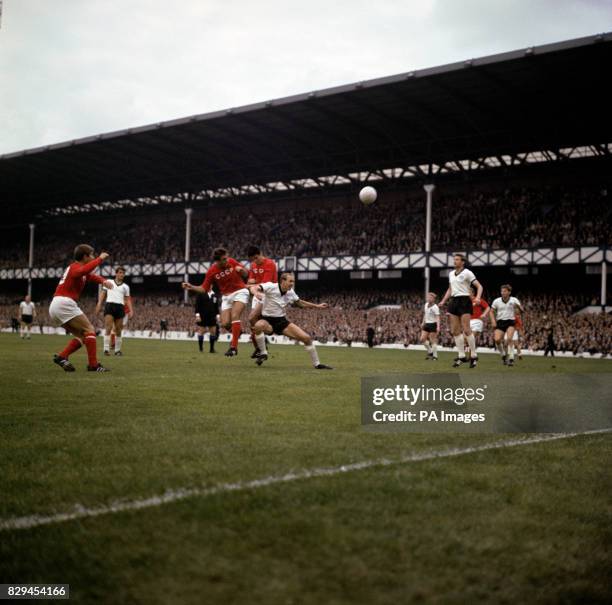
[2,429,610,532]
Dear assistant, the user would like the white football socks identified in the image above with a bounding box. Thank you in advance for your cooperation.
[454,334,465,358]
[305,344,320,367]
[466,334,477,358]
[115,337,122,352]
[255,333,267,355]
[103,335,110,352]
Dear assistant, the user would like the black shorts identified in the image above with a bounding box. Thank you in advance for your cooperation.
[196,313,217,328]
[262,315,290,335]
[104,302,125,320]
[21,314,33,324]
[422,322,438,333]
[495,319,516,332]
[448,296,472,317]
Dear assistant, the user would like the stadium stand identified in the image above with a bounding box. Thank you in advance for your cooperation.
[0,34,610,358]
[1,289,610,355]
[0,184,610,268]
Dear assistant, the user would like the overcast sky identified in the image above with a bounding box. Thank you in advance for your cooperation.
[0,0,610,155]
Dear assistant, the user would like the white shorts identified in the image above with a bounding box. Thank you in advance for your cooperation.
[470,319,484,333]
[221,288,250,312]
[251,295,263,309]
[49,296,84,326]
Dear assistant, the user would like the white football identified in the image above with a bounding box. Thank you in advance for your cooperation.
[359,186,377,205]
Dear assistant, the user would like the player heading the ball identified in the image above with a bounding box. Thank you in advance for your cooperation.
[246,245,278,358]
[182,247,249,357]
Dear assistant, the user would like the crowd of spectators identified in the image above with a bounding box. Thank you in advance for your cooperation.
[1,185,610,269]
[1,289,610,356]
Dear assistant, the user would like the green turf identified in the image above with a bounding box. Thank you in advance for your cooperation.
[0,334,610,604]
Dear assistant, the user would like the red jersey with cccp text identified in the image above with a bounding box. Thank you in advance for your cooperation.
[201,257,247,295]
[471,298,489,320]
[54,257,106,301]
[248,257,278,284]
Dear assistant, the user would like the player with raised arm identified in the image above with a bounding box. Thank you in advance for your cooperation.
[18,295,36,339]
[491,284,523,367]
[49,244,113,372]
[246,245,278,358]
[420,292,440,360]
[439,253,483,369]
[96,266,132,356]
[247,272,332,370]
[182,247,249,357]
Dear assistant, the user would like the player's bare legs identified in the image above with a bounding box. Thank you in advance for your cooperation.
[54,313,107,372]
[20,320,32,339]
[420,329,438,360]
[450,314,476,368]
[103,314,114,355]
[505,326,516,366]
[419,329,430,353]
[249,304,263,357]
[252,319,272,334]
[283,323,332,369]
[429,331,438,360]
[471,331,481,347]
[494,328,507,364]
[515,328,523,360]
[460,313,478,364]
[449,315,465,365]
[113,317,124,355]
[253,320,331,369]
[251,318,272,362]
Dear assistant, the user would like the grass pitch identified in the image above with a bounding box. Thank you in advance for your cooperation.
[0,334,610,604]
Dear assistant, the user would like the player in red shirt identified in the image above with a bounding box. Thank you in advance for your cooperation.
[513,313,524,360]
[182,247,249,356]
[246,245,278,357]
[469,290,490,355]
[49,244,114,372]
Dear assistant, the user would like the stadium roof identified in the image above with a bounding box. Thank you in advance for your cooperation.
[1,32,611,220]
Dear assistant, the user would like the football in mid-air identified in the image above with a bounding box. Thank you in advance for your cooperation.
[359,185,377,205]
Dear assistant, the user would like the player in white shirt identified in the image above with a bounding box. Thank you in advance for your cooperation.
[96,267,133,356]
[490,284,523,366]
[420,292,440,360]
[439,253,483,369]
[18,295,36,339]
[247,272,332,369]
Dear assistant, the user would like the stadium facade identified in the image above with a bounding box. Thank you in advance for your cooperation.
[0,33,610,308]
